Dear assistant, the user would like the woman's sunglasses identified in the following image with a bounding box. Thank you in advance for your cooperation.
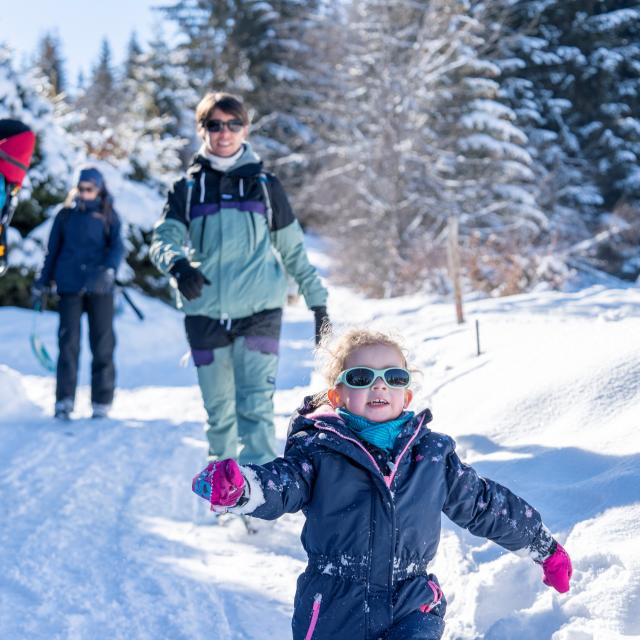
[335,367,411,389]
[77,184,99,194]
[204,119,245,133]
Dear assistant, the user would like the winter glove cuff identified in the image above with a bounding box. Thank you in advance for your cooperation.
[170,258,210,301]
[311,305,331,345]
[527,525,556,564]
[169,258,192,278]
[30,283,48,309]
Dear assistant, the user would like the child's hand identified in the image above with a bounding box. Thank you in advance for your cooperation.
[542,543,573,593]
[192,459,245,511]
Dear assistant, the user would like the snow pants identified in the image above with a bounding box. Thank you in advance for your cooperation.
[56,292,116,406]
[292,568,446,640]
[185,309,281,465]
[383,610,445,639]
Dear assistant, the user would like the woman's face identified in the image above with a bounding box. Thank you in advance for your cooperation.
[77,181,100,202]
[328,344,413,423]
[203,107,248,157]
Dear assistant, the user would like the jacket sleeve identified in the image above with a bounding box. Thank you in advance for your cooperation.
[230,437,316,520]
[36,210,64,287]
[104,210,124,271]
[442,437,546,553]
[269,176,328,309]
[149,178,190,275]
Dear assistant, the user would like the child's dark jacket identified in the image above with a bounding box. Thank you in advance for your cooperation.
[240,398,548,640]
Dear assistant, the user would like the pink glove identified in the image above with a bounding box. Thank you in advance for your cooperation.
[192,459,245,512]
[542,543,573,593]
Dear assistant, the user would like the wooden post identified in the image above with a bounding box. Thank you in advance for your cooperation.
[447,216,464,324]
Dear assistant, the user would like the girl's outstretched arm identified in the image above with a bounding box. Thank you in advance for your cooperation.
[442,438,554,556]
[192,441,316,520]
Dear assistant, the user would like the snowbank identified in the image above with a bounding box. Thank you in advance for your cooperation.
[1,283,639,639]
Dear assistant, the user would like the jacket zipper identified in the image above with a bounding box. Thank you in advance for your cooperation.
[384,421,424,486]
[419,580,444,614]
[314,414,425,488]
[304,593,322,640]
[314,415,426,630]
[218,203,224,318]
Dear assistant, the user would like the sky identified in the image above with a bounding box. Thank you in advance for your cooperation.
[0,0,173,88]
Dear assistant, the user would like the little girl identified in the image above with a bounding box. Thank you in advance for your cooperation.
[192,329,572,639]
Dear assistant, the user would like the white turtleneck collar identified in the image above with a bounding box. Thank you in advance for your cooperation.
[198,143,245,172]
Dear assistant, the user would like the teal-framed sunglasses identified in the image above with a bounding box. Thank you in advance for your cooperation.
[335,366,411,389]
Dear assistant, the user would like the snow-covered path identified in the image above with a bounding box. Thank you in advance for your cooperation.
[2,284,640,639]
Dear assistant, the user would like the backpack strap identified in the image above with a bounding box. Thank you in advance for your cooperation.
[184,177,195,224]
[183,169,273,232]
[258,172,274,231]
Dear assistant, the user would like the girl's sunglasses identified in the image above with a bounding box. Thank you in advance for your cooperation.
[335,367,411,389]
[204,119,244,133]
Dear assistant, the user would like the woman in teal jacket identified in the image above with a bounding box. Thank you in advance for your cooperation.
[151,92,329,465]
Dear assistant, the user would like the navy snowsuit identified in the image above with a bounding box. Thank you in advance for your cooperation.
[239,400,550,640]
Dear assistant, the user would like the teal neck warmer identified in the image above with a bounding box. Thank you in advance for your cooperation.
[337,407,415,453]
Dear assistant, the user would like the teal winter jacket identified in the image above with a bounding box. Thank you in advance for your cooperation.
[150,144,327,319]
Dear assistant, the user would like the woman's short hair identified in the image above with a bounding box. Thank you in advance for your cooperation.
[195,92,250,133]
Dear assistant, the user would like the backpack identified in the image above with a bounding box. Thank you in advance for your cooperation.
[184,171,275,231]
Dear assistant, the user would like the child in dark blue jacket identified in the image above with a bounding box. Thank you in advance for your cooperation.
[33,166,124,420]
[193,328,572,640]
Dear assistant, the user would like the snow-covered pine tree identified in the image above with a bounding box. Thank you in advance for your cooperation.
[117,28,187,188]
[124,32,143,84]
[72,38,124,160]
[437,2,546,295]
[301,0,539,296]
[33,32,66,98]
[158,0,322,196]
[492,0,640,282]
[111,29,191,300]
[0,43,78,305]
[82,38,118,121]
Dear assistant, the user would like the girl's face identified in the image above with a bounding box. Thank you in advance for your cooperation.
[328,344,413,423]
[203,107,248,157]
[77,181,100,202]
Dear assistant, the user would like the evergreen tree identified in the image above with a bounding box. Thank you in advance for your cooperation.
[301,0,539,296]
[159,0,323,184]
[0,43,77,305]
[124,32,143,81]
[78,38,119,127]
[34,32,66,97]
[493,0,640,281]
[71,38,125,160]
[117,27,188,187]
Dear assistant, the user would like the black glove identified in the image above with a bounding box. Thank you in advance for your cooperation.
[30,283,48,309]
[311,306,331,345]
[92,267,116,295]
[170,258,211,301]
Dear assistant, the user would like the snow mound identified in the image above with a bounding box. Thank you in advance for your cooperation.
[0,365,39,419]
